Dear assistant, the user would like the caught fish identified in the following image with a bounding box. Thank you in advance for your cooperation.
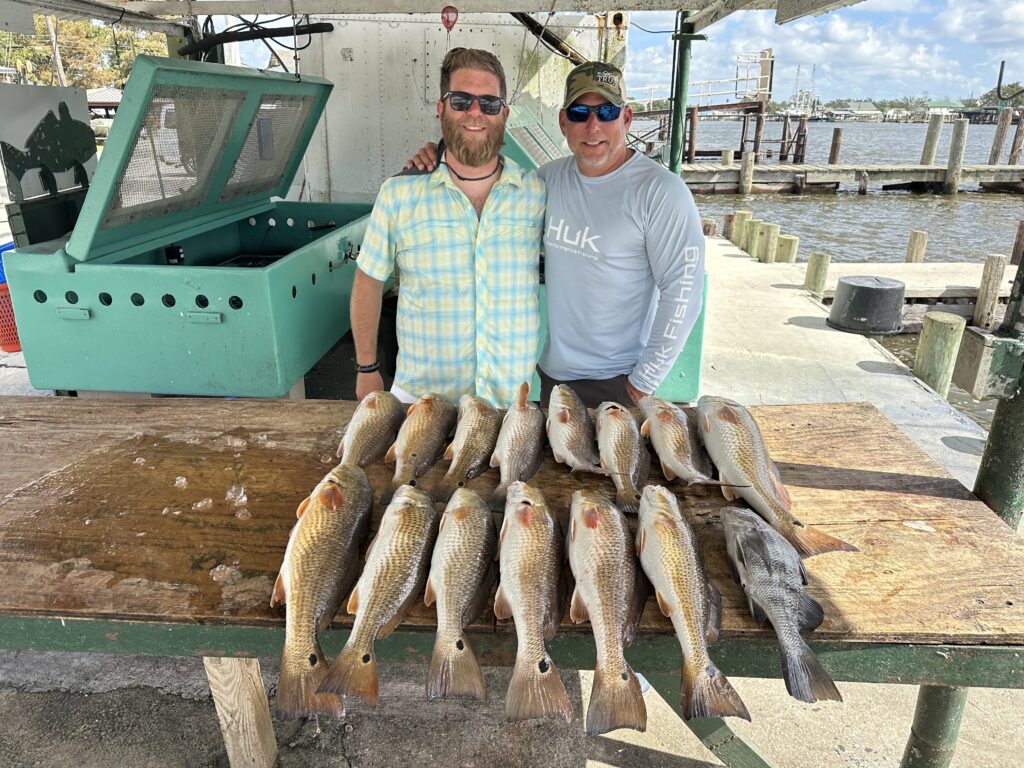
[489,382,545,511]
[595,402,651,515]
[382,393,457,504]
[636,486,750,721]
[424,488,498,700]
[337,390,406,466]
[697,396,857,558]
[270,463,374,718]
[547,384,611,477]
[566,490,647,735]
[721,507,842,703]
[318,485,439,705]
[437,395,502,503]
[494,481,573,722]
[639,396,717,485]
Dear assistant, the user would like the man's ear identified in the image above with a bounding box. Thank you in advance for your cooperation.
[437,101,444,120]
[622,104,633,131]
[558,109,568,137]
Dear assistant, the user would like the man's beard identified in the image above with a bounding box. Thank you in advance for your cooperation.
[441,106,505,168]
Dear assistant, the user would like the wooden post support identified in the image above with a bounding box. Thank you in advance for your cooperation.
[858,170,869,195]
[744,218,763,255]
[721,149,735,166]
[740,151,755,195]
[739,113,749,155]
[776,234,799,263]
[760,222,781,263]
[751,221,769,261]
[828,127,842,164]
[805,252,830,295]
[989,107,1014,165]
[914,312,966,399]
[1013,219,1024,266]
[687,106,699,164]
[900,685,968,768]
[920,113,944,165]
[731,210,752,246]
[780,117,792,162]
[1010,112,1024,165]
[204,657,278,768]
[722,213,735,240]
[753,111,766,159]
[795,116,809,163]
[943,119,969,194]
[973,254,1008,329]
[701,217,719,237]
[906,230,928,263]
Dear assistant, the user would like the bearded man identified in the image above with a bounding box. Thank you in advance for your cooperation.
[350,47,545,408]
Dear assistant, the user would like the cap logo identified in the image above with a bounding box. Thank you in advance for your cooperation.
[596,72,617,85]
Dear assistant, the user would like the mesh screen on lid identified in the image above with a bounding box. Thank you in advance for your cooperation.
[220,94,315,203]
[102,85,245,230]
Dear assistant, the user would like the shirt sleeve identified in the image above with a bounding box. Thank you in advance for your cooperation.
[355,180,399,282]
[629,176,706,394]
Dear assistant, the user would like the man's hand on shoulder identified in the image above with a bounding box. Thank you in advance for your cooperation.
[405,142,439,172]
[626,380,650,407]
[356,372,385,401]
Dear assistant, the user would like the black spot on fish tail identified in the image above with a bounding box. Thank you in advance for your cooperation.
[538,659,549,674]
[621,672,628,681]
[456,639,465,651]
[309,655,318,666]
[362,654,371,663]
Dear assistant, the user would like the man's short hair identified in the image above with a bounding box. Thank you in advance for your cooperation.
[440,47,508,101]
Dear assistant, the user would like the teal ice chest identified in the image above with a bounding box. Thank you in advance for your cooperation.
[4,56,372,397]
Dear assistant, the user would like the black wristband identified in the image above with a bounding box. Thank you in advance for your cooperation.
[355,361,380,374]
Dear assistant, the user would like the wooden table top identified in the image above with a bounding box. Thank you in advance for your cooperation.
[1,396,1023,646]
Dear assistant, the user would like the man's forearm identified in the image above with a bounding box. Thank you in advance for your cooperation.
[350,268,384,365]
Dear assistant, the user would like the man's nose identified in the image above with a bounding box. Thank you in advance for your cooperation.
[466,98,485,116]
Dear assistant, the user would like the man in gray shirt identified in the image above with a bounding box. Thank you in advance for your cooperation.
[408,61,705,407]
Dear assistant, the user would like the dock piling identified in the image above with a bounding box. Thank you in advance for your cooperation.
[794,116,809,163]
[1012,220,1024,266]
[722,213,735,240]
[744,218,763,255]
[776,234,799,263]
[731,210,752,247]
[687,106,699,164]
[914,312,966,399]
[989,107,1014,165]
[906,230,928,263]
[753,110,766,160]
[804,252,830,295]
[780,118,791,162]
[828,128,842,165]
[740,151,755,195]
[749,221,767,260]
[1010,112,1024,165]
[858,171,869,195]
[701,217,719,237]
[721,149,734,166]
[920,114,944,165]
[973,254,1008,330]
[943,119,969,194]
[760,223,781,263]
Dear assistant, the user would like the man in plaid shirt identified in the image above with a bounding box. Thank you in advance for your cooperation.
[350,48,545,409]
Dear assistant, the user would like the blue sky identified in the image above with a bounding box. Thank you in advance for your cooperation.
[625,0,1024,104]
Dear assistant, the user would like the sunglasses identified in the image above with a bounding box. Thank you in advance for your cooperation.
[442,91,506,116]
[565,103,622,123]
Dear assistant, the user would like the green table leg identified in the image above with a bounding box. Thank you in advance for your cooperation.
[900,685,969,768]
[644,671,774,768]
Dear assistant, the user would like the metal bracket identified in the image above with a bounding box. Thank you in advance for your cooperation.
[952,326,1024,400]
[342,240,361,264]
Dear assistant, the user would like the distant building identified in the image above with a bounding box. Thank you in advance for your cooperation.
[88,88,122,119]
[924,99,965,117]
[826,100,882,122]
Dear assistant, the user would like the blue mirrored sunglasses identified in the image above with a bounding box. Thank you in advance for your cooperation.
[442,91,505,116]
[565,103,622,123]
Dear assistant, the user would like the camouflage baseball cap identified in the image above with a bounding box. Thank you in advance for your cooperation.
[562,61,626,109]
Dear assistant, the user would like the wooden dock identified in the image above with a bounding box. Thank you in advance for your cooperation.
[681,162,1024,194]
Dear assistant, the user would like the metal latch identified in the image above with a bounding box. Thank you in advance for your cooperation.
[56,307,91,320]
[342,240,361,264]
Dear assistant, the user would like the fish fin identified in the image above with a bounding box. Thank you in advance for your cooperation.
[655,590,673,617]
[317,482,344,511]
[681,660,750,721]
[318,642,378,706]
[636,526,646,556]
[724,545,743,585]
[498,514,508,547]
[748,597,770,627]
[721,484,738,502]
[557,407,570,425]
[275,641,345,719]
[569,586,589,623]
[424,576,437,607]
[493,584,513,620]
[270,572,286,608]
[505,654,573,723]
[797,592,825,631]
[384,442,398,464]
[586,664,647,736]
[798,560,810,585]
[789,525,859,558]
[705,582,723,644]
[426,632,486,701]
[335,442,345,459]
[702,413,712,433]
[516,381,529,409]
[782,638,842,703]
[377,582,423,640]
[316,565,357,632]
[640,419,650,438]
[443,442,454,461]
[489,483,508,512]
[489,446,502,468]
[346,585,360,615]
[553,451,566,465]
[465,557,498,626]
[616,488,640,516]
[623,570,649,647]
[406,402,418,417]
[660,458,677,482]
[770,465,793,510]
[735,527,772,573]
[295,495,312,519]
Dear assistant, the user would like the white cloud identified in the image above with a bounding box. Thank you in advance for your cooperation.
[938,0,1024,45]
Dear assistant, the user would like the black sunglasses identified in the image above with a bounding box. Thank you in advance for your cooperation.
[442,91,506,116]
[565,103,622,123]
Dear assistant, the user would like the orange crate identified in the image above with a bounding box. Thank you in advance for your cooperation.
[0,283,21,353]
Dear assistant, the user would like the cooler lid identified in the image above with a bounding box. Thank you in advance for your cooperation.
[67,56,332,262]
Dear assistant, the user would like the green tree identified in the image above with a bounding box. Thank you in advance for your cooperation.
[978,82,1024,107]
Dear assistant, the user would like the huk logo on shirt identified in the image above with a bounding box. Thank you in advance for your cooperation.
[547,218,602,256]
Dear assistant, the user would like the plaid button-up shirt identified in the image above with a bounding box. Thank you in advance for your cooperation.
[356,156,545,408]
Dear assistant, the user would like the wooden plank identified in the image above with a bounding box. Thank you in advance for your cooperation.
[1,398,1024,646]
[204,657,277,768]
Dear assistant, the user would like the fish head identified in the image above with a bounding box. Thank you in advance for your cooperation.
[568,490,607,546]
[388,484,435,514]
[503,481,550,535]
[595,401,629,431]
[638,485,680,525]
[443,488,488,529]
[328,463,370,490]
